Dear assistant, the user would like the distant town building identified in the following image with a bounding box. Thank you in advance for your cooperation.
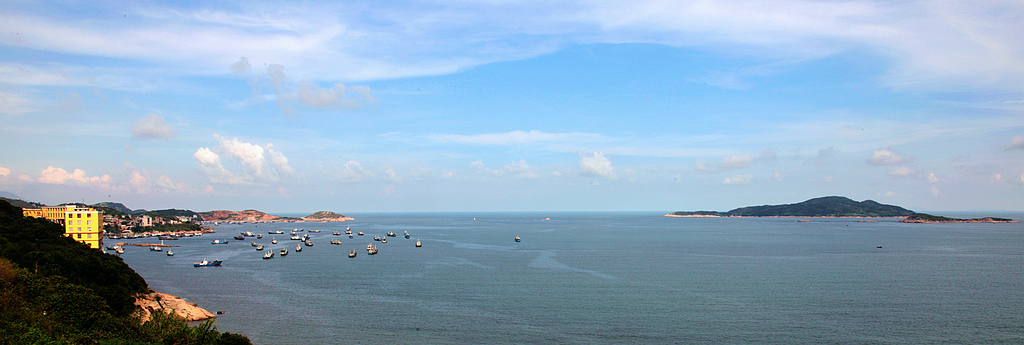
[22,205,104,249]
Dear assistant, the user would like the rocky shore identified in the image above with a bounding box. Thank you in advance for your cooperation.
[135,292,217,322]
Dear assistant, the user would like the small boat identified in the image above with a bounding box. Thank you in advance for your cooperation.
[268,230,285,234]
[290,235,301,240]
[304,240,314,247]
[241,231,255,237]
[357,232,364,236]
[272,238,278,244]
[262,251,274,259]
[348,251,357,258]
[158,235,178,240]
[404,231,410,239]
[309,230,321,233]
[386,232,397,237]
[332,231,341,236]
[280,249,289,256]
[257,234,262,239]
[150,246,162,252]
[515,235,521,242]
[349,233,353,238]
[330,240,342,245]
[251,242,259,247]
[233,235,245,240]
[294,228,304,232]
[295,244,302,252]
[194,259,222,267]
[366,244,378,255]
[166,250,174,256]
[114,246,124,254]
[381,238,387,243]
[344,228,352,235]
[211,239,229,244]
[415,239,422,247]
[373,236,381,241]
[256,244,265,251]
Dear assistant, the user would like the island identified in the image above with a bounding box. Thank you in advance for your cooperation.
[198,209,353,223]
[666,196,915,218]
[900,213,1020,223]
[301,210,355,222]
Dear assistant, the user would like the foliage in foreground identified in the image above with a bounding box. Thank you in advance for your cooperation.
[0,200,252,345]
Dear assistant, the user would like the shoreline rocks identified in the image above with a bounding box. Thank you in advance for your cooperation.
[135,292,217,322]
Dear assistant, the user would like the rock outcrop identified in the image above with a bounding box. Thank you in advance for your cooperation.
[301,211,354,222]
[199,209,298,223]
[135,292,217,322]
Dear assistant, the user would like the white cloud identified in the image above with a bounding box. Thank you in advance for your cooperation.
[723,174,752,185]
[721,154,753,169]
[889,166,914,177]
[297,82,376,110]
[433,130,604,146]
[192,137,294,185]
[128,170,183,193]
[930,184,940,196]
[0,166,9,177]
[867,149,911,165]
[131,113,176,139]
[36,166,112,187]
[1020,174,1024,183]
[335,161,371,182]
[927,173,939,183]
[504,160,539,179]
[1005,136,1024,150]
[579,151,616,179]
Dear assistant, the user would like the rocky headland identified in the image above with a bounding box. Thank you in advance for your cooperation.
[135,292,217,322]
[301,210,354,222]
[199,209,298,222]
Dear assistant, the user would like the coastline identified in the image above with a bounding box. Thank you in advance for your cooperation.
[664,213,905,219]
[135,292,217,322]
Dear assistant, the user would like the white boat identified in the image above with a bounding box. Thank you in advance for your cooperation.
[262,250,274,259]
[295,244,302,252]
[166,250,174,256]
[366,243,378,255]
[272,238,278,244]
[415,239,422,247]
[256,244,265,251]
[150,246,162,252]
[348,250,357,258]
[280,249,288,256]
[515,235,521,242]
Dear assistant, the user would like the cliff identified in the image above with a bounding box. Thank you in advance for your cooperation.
[135,292,217,322]
[301,211,354,222]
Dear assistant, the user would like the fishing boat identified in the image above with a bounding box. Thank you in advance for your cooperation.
[381,238,387,244]
[295,244,302,252]
[304,240,314,247]
[357,232,364,236]
[194,259,222,267]
[290,235,301,240]
[373,236,381,241]
[150,246,162,252]
[268,230,285,234]
[211,239,229,244]
[344,228,352,235]
[114,246,124,254]
[272,238,278,244]
[262,251,274,259]
[349,233,353,238]
[241,231,255,237]
[348,250,357,258]
[415,239,422,247]
[309,230,321,233]
[515,235,521,242]
[233,235,245,240]
[330,240,342,245]
[166,250,174,256]
[386,232,397,237]
[366,244,378,255]
[280,249,288,256]
[257,234,262,239]
[251,242,258,247]
[256,244,265,251]
[332,231,341,236]
[404,231,410,239]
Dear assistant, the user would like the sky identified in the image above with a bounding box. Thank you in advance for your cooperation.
[1,1,1022,213]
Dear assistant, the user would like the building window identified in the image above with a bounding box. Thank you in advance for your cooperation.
[87,220,91,225]
[76,234,81,239]
[77,213,81,218]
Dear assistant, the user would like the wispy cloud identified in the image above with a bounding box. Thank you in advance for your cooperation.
[433,130,605,146]
[1005,135,1024,150]
[867,148,912,165]
[579,151,616,179]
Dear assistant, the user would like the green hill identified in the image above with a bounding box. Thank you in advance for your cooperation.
[672,196,915,217]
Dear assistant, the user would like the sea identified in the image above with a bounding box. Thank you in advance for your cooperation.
[116,212,1024,344]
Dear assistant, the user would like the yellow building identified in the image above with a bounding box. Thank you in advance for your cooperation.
[23,205,104,249]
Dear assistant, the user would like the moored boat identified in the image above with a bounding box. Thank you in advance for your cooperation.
[515,235,521,242]
[262,250,274,259]
[256,244,265,251]
[268,230,285,234]
[233,235,245,240]
[366,243,378,255]
[150,246,162,251]
[386,232,397,237]
[332,231,341,236]
[272,238,278,244]
[404,231,410,239]
[348,250,357,258]
[280,249,288,256]
[415,239,422,247]
[309,230,321,233]
[295,244,302,252]
[251,242,258,247]
[211,239,229,244]
[194,259,222,267]
[357,232,364,236]
[166,250,174,256]
[304,240,314,247]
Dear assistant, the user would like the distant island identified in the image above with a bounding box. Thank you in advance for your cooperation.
[667,196,915,218]
[667,196,1017,223]
[900,213,1019,223]
[199,210,353,223]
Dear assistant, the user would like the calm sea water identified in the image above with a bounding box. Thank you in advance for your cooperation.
[118,212,1024,344]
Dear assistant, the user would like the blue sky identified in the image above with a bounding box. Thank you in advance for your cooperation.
[1,1,1022,213]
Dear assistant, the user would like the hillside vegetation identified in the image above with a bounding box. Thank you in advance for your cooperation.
[0,200,251,344]
[672,196,915,217]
